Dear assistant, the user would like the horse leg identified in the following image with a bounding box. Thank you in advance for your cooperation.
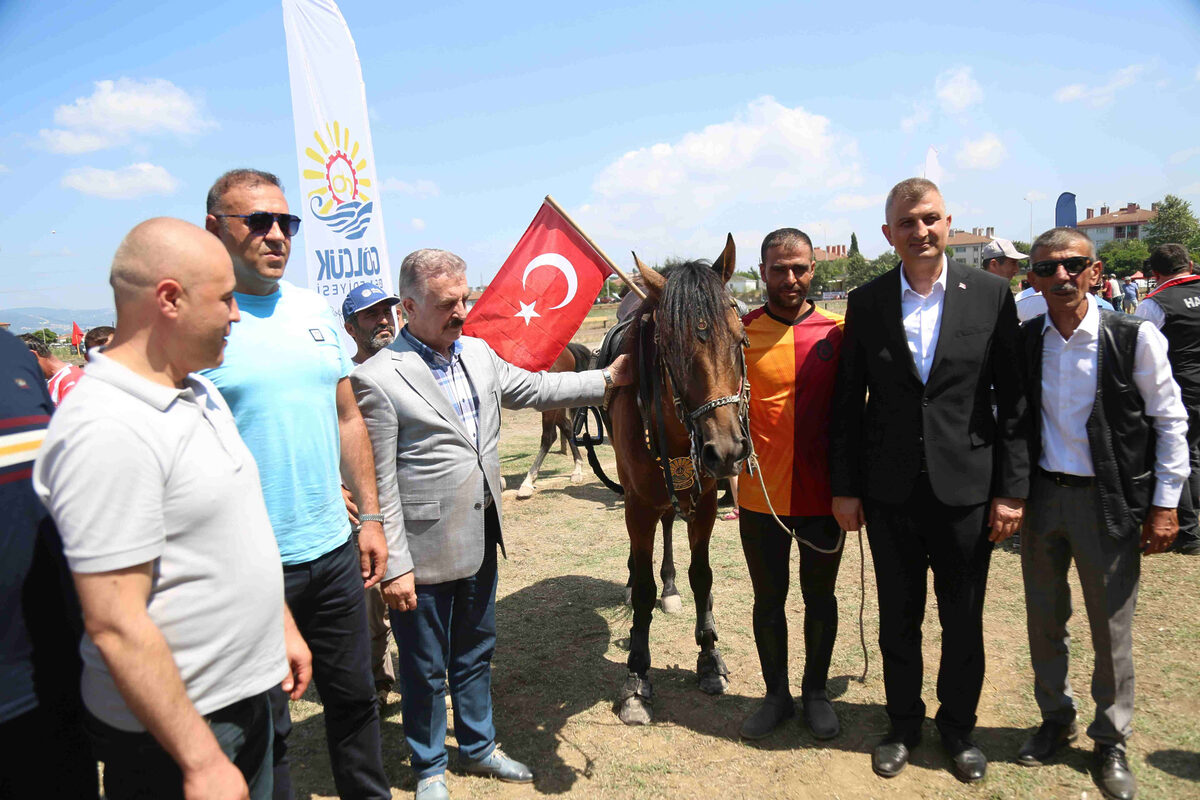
[618,504,660,725]
[624,551,633,606]
[563,410,585,484]
[659,510,682,614]
[688,492,729,695]
[517,411,558,498]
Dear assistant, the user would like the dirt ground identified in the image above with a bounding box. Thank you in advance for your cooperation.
[290,408,1200,799]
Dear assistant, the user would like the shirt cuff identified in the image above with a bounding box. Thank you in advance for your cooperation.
[1152,477,1185,509]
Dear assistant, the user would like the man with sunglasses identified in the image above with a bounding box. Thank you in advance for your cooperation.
[1135,244,1200,555]
[204,169,391,800]
[1016,228,1187,800]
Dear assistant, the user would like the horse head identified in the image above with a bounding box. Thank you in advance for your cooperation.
[633,234,749,478]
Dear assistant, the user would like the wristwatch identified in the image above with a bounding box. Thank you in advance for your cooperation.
[359,513,385,524]
[601,368,615,409]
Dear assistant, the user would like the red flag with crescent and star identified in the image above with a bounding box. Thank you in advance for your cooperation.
[463,201,613,371]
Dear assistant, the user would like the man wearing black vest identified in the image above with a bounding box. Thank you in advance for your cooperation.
[1016,228,1188,800]
[830,178,1029,783]
[1135,243,1200,555]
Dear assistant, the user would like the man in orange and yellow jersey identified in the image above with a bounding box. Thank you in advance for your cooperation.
[737,228,846,742]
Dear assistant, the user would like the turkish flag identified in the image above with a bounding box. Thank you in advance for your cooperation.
[71,321,83,350]
[464,201,612,371]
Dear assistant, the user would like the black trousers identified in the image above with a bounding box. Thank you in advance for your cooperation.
[864,474,993,739]
[270,537,390,800]
[739,509,843,700]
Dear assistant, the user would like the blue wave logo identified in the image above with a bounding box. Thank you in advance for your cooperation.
[311,197,372,240]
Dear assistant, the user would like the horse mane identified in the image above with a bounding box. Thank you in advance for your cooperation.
[655,260,735,395]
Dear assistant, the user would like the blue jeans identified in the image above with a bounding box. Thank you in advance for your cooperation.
[271,536,389,800]
[391,508,500,779]
[86,691,273,800]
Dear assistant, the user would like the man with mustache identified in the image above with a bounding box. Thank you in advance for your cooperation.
[203,170,391,799]
[352,248,632,800]
[342,282,403,709]
[831,178,1029,783]
[1016,228,1188,800]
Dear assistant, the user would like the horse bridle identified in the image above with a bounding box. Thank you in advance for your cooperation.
[638,301,751,521]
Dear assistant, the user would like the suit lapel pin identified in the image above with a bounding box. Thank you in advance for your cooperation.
[958,282,967,290]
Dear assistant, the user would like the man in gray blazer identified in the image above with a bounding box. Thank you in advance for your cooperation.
[351,248,631,800]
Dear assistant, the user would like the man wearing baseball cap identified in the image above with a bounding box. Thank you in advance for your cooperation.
[343,283,402,367]
[982,238,1029,281]
[343,282,404,709]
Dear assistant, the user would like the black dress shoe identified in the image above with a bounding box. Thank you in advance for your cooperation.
[801,692,840,740]
[1095,745,1137,800]
[941,732,987,783]
[1017,719,1077,766]
[873,731,919,778]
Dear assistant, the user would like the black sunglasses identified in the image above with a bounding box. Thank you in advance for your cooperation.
[1030,256,1093,278]
[215,212,301,237]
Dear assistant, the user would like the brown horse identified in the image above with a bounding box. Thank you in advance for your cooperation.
[516,342,591,498]
[609,237,750,724]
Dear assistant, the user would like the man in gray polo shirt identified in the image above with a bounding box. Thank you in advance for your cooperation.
[34,218,312,800]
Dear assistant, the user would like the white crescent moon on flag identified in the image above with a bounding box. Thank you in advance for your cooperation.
[521,253,578,310]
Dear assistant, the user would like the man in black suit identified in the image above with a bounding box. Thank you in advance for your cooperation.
[830,178,1029,783]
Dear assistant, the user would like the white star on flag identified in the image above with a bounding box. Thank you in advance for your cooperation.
[514,300,541,325]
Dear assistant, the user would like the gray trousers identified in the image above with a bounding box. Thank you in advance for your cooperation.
[1021,471,1141,749]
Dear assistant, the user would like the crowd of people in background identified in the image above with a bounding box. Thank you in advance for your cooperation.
[2,172,1197,800]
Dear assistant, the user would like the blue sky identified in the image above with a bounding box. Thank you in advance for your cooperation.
[3,0,1199,310]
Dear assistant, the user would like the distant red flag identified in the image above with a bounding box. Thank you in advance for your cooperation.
[464,201,612,371]
[71,322,83,350]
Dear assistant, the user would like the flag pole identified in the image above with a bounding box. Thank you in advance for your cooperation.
[544,194,647,300]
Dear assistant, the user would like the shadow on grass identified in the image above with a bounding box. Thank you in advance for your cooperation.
[1147,748,1200,780]
[492,574,625,794]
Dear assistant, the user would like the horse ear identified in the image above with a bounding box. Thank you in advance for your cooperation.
[712,234,736,284]
[634,252,664,302]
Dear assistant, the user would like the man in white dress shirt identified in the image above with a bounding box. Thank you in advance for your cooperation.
[1015,227,1188,800]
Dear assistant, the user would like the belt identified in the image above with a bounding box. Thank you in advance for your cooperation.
[1038,467,1094,488]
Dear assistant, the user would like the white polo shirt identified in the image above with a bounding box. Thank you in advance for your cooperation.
[33,353,287,731]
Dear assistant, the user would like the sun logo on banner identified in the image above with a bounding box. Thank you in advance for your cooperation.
[302,121,374,240]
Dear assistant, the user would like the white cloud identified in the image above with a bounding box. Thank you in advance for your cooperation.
[955,134,1006,170]
[410,218,426,231]
[381,178,440,197]
[1054,64,1145,107]
[61,163,179,198]
[28,247,75,258]
[0,164,9,174]
[830,193,885,212]
[574,96,862,263]
[1179,182,1200,195]
[1195,65,1200,81]
[1025,190,1047,202]
[935,67,983,113]
[1169,146,1200,165]
[900,105,930,133]
[39,78,215,154]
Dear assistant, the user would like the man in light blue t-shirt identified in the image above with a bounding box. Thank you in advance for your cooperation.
[203,169,390,800]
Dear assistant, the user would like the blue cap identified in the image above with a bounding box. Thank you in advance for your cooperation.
[342,282,400,319]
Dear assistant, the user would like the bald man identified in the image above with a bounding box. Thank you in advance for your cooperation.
[34,218,312,800]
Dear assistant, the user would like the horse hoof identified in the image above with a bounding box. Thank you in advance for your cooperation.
[516,482,534,499]
[617,674,653,725]
[570,471,584,484]
[697,650,730,695]
[660,594,683,614]
[623,587,633,606]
